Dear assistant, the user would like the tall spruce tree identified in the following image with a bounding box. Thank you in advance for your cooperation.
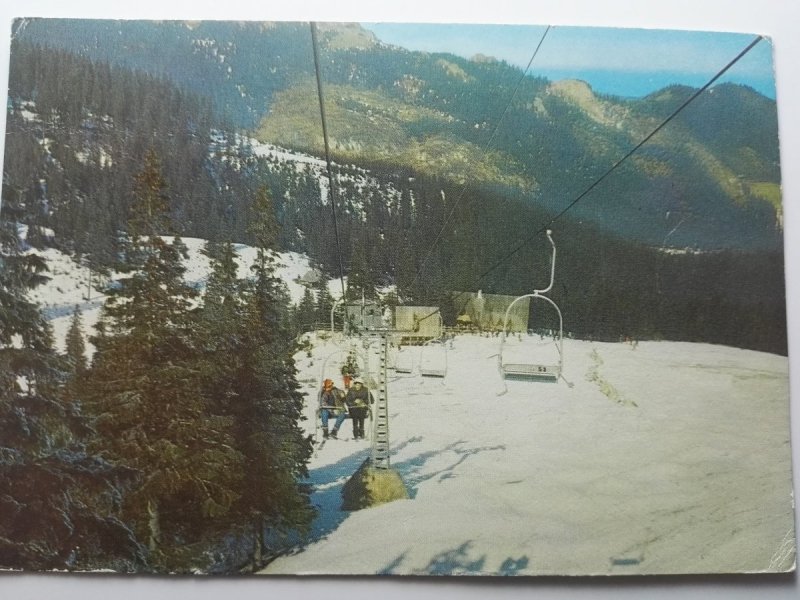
[241,185,314,559]
[296,287,317,333]
[82,150,243,569]
[64,305,87,375]
[0,188,144,571]
[346,236,377,302]
[313,268,336,328]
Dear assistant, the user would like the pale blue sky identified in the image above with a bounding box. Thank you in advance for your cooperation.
[363,23,776,98]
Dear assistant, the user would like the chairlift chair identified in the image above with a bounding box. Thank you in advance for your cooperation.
[394,347,414,374]
[419,338,448,378]
[499,297,563,383]
[318,344,365,391]
[498,230,565,384]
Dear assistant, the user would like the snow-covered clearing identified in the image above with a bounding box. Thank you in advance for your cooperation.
[262,333,795,576]
[249,138,328,169]
[26,237,324,357]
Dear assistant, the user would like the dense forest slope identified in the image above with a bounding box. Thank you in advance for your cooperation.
[14,18,783,251]
[2,23,787,354]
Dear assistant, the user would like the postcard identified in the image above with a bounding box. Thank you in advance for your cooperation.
[0,15,795,579]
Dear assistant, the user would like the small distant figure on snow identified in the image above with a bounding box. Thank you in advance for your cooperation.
[319,378,347,439]
[345,377,374,440]
[341,349,359,389]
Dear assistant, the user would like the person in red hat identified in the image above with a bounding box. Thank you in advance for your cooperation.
[318,378,346,439]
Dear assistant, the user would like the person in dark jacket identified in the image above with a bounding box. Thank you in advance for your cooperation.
[319,378,347,439]
[344,378,374,439]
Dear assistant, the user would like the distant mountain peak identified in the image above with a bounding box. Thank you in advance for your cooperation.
[470,53,499,64]
[317,22,378,50]
[548,78,595,100]
[548,79,628,128]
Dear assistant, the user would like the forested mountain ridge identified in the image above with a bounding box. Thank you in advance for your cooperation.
[13,18,782,251]
[2,34,787,354]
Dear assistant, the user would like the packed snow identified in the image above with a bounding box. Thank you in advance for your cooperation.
[260,331,795,576]
[24,237,337,357]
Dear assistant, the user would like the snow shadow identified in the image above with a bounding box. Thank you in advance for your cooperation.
[392,440,506,499]
[293,437,428,550]
[378,541,530,575]
[295,436,506,554]
[301,445,373,544]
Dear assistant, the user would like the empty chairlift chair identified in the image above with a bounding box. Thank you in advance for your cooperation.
[498,230,564,384]
[419,339,448,378]
[394,347,414,374]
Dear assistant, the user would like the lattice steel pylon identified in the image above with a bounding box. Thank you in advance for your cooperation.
[369,332,391,469]
[341,329,408,511]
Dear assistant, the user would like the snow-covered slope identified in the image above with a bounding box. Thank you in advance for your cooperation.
[22,235,796,576]
[26,237,330,356]
[262,333,795,576]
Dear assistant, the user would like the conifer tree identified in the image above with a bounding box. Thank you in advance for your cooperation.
[239,185,314,558]
[395,236,418,302]
[82,151,243,569]
[314,268,336,327]
[0,188,144,571]
[346,236,377,302]
[64,305,87,375]
[197,238,248,412]
[172,184,312,567]
[296,286,317,332]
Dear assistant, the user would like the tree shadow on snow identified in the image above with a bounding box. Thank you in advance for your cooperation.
[378,541,529,575]
[294,436,504,553]
[294,437,428,549]
[301,450,370,544]
[391,440,506,499]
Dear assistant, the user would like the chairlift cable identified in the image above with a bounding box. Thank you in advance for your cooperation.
[470,34,764,290]
[311,22,347,300]
[542,34,764,231]
[411,34,764,326]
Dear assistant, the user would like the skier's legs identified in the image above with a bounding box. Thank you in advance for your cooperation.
[331,411,346,437]
[336,412,347,430]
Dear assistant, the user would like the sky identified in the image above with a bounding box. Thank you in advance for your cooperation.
[363,23,776,99]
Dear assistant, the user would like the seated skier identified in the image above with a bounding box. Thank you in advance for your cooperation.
[344,378,374,440]
[318,378,347,439]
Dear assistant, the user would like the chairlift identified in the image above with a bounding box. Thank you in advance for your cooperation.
[419,338,448,378]
[498,229,564,385]
[314,348,348,437]
[318,341,366,387]
[393,346,414,374]
[318,348,347,391]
